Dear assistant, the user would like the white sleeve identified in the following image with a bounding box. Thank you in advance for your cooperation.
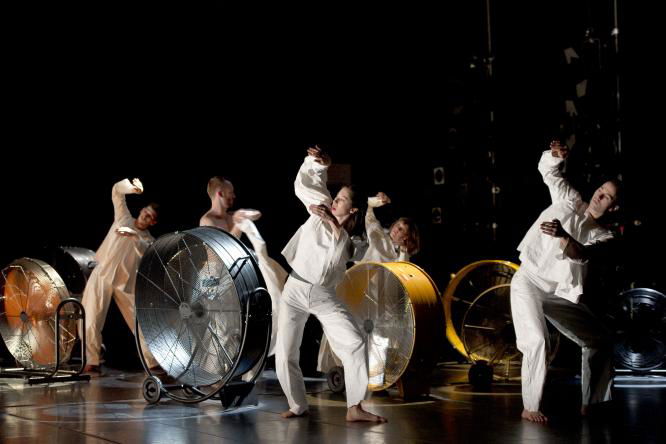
[294,156,332,213]
[365,206,386,247]
[111,179,138,223]
[537,151,581,204]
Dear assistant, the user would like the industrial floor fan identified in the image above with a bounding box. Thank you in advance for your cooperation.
[444,260,559,388]
[0,257,88,384]
[135,227,271,408]
[611,287,666,372]
[325,261,443,399]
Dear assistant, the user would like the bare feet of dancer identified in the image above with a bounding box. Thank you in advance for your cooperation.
[521,409,548,423]
[281,410,308,419]
[346,403,388,423]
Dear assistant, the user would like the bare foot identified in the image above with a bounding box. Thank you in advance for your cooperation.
[281,410,308,419]
[83,364,102,376]
[346,404,388,423]
[521,409,548,423]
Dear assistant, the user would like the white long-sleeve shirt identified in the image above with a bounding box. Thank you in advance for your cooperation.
[281,156,351,288]
[94,179,154,291]
[517,151,613,303]
[359,206,410,263]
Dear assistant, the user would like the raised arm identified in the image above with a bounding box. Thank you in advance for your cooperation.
[294,146,333,213]
[365,192,391,245]
[112,178,143,222]
[537,141,581,204]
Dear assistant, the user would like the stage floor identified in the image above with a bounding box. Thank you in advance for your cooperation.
[1,365,664,443]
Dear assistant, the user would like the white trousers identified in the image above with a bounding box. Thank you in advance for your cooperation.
[79,267,159,368]
[276,276,368,414]
[510,266,613,411]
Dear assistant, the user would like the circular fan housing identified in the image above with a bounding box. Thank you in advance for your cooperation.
[135,227,270,388]
[46,246,97,297]
[336,262,441,391]
[0,258,77,368]
[444,260,559,379]
[612,287,666,371]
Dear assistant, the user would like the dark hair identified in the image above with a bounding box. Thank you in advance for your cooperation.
[147,202,160,218]
[390,217,421,256]
[605,178,623,208]
[338,184,365,236]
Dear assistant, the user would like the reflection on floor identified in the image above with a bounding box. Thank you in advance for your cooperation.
[1,365,664,443]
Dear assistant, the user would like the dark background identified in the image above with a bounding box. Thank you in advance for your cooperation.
[1,1,662,370]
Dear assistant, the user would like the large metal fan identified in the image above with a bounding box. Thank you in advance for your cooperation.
[0,258,78,369]
[611,287,666,371]
[45,246,97,298]
[135,227,271,406]
[444,260,559,382]
[336,262,442,392]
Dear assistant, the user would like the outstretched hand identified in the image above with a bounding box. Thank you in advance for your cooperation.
[307,145,332,166]
[131,178,144,194]
[368,192,391,208]
[116,226,138,237]
[233,209,262,223]
[540,219,568,238]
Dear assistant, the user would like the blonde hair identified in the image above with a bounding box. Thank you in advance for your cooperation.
[207,176,231,199]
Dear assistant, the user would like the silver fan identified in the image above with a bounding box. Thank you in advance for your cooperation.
[135,227,271,406]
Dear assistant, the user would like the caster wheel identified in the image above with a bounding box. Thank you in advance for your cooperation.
[327,366,346,393]
[468,361,493,391]
[143,376,163,404]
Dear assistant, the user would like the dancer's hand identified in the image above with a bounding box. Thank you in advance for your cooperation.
[307,145,331,166]
[233,209,262,223]
[116,226,138,237]
[549,140,569,159]
[540,219,568,238]
[309,204,338,225]
[368,192,391,208]
[131,178,144,194]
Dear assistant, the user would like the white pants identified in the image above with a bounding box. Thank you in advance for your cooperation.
[511,266,613,411]
[80,267,159,368]
[276,276,368,414]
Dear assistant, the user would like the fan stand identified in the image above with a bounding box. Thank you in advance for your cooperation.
[0,298,90,384]
[137,288,271,410]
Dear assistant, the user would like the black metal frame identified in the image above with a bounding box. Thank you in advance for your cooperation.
[0,298,90,384]
[135,227,272,409]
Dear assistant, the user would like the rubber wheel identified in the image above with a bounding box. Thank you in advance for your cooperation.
[142,376,163,404]
[468,361,493,391]
[327,366,346,393]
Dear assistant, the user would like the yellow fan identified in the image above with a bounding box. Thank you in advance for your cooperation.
[337,262,442,391]
[444,260,559,382]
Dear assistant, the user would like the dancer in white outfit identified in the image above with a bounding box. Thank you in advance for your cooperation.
[200,176,287,357]
[277,146,387,422]
[80,178,160,374]
[511,140,620,423]
[317,191,421,372]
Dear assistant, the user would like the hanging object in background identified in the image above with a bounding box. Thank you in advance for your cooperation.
[433,167,445,185]
[432,207,443,224]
